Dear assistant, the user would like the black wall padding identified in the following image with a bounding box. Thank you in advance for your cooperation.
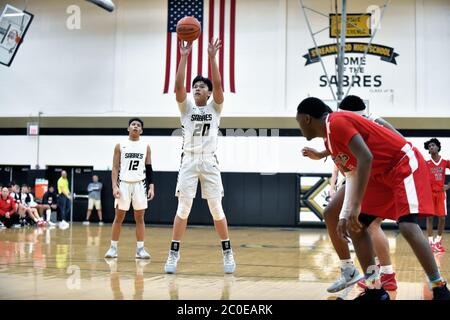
[49,170,299,227]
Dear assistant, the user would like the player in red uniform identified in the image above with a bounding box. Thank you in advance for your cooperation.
[424,138,450,252]
[296,97,450,300]
[302,96,398,293]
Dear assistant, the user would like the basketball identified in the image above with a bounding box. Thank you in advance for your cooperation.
[176,16,201,42]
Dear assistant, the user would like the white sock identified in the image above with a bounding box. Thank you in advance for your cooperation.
[380,265,394,274]
[435,235,442,242]
[340,259,354,269]
[374,256,380,265]
[111,240,118,248]
[137,241,144,249]
[429,236,434,243]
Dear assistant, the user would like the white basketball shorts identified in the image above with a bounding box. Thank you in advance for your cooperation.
[175,153,224,199]
[114,180,148,211]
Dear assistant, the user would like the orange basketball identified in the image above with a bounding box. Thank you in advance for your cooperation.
[176,16,201,42]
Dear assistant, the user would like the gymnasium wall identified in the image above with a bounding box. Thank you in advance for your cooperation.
[0,0,449,118]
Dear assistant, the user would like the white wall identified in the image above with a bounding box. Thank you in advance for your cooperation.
[1,135,449,172]
[0,0,449,118]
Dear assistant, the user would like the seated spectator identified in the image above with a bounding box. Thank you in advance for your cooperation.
[9,183,28,226]
[0,187,20,228]
[40,186,58,225]
[21,184,46,226]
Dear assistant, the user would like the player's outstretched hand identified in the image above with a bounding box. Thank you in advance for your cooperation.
[301,147,322,160]
[208,38,222,58]
[180,41,193,57]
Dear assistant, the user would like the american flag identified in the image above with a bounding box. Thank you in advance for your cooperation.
[163,0,236,94]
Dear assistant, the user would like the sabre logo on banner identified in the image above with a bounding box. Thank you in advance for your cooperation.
[303,42,399,66]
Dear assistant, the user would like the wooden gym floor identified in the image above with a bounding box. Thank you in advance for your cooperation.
[0,224,448,300]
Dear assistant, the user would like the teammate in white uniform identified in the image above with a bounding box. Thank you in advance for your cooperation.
[164,38,236,274]
[105,118,155,259]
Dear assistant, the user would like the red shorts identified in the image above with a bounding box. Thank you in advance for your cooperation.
[432,191,447,217]
[361,145,434,221]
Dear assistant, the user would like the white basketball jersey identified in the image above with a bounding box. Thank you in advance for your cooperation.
[119,139,147,182]
[179,99,221,154]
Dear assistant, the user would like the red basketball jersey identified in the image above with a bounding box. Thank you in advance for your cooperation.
[426,157,450,192]
[323,111,409,175]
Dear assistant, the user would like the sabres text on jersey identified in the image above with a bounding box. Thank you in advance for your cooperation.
[191,114,212,122]
[124,153,144,159]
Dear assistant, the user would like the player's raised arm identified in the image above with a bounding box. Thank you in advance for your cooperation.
[111,143,121,199]
[208,38,224,112]
[175,41,193,107]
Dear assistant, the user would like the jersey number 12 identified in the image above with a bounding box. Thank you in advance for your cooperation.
[128,160,139,171]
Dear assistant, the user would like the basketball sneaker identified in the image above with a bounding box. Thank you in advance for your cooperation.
[164,250,180,274]
[59,220,70,229]
[98,221,104,226]
[327,266,364,293]
[223,249,236,274]
[105,246,118,258]
[82,221,90,225]
[354,288,390,300]
[358,272,397,290]
[135,247,151,259]
[432,282,450,300]
[434,241,445,253]
[380,272,398,290]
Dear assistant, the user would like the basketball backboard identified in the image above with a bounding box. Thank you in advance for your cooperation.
[0,4,34,67]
